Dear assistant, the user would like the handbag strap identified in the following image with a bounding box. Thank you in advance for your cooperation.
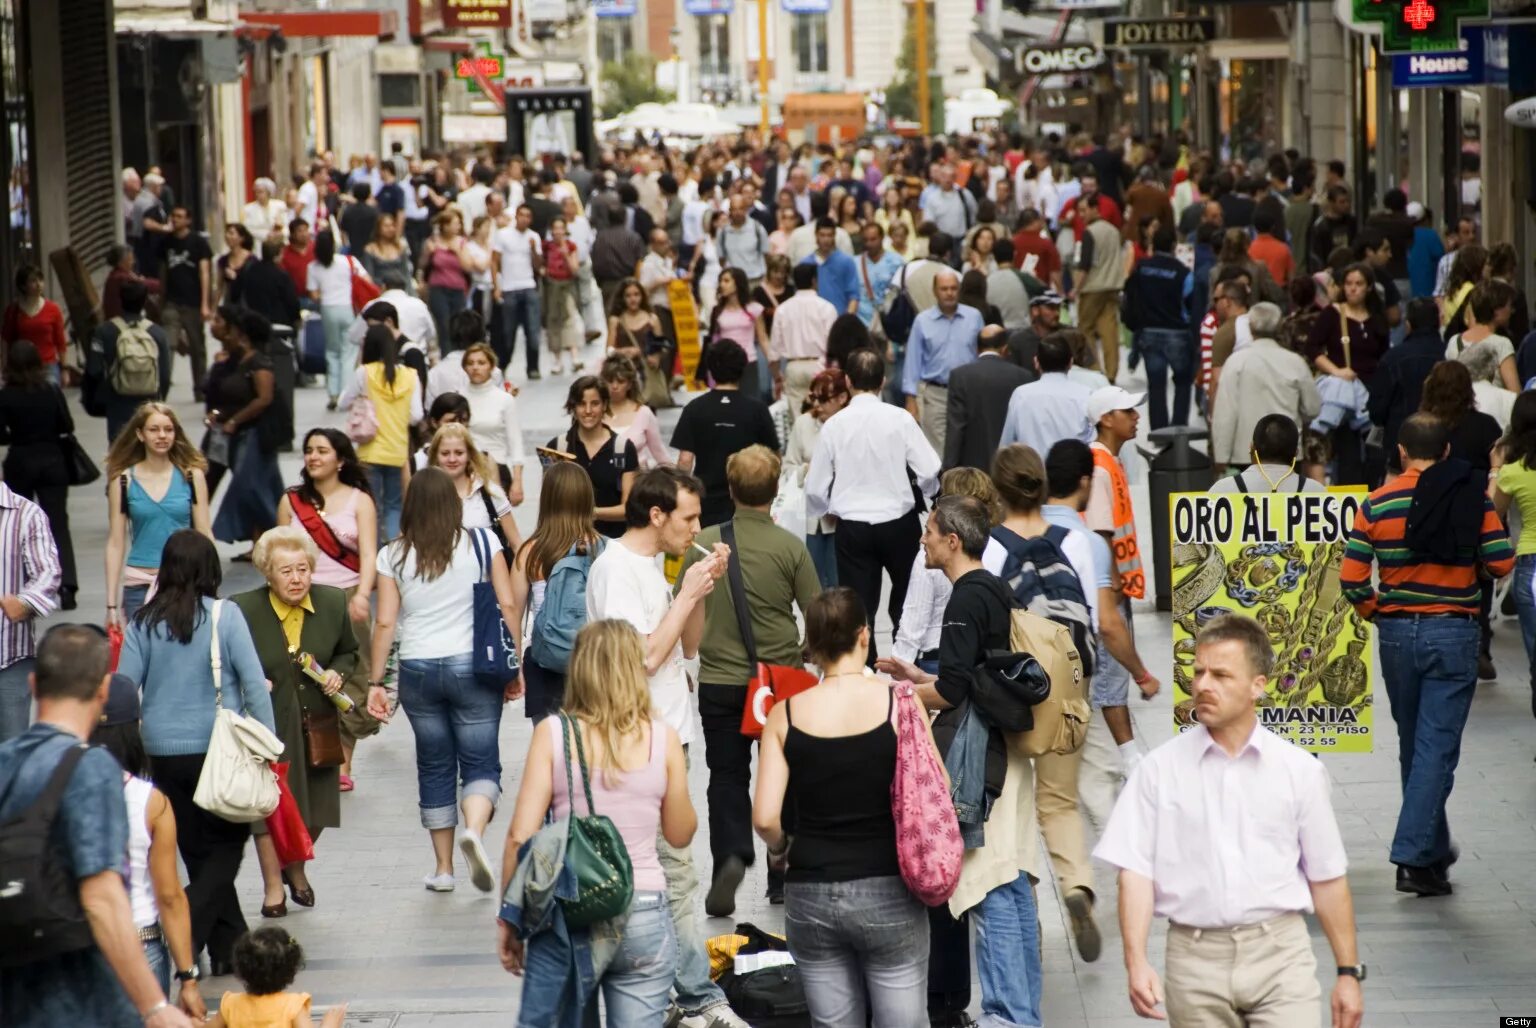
[468,526,492,583]
[1334,304,1352,370]
[859,255,877,303]
[209,599,224,710]
[719,522,758,669]
[559,713,599,817]
[287,488,360,573]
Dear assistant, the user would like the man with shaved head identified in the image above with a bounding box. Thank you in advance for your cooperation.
[902,265,983,454]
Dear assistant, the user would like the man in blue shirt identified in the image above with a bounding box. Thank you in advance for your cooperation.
[902,267,983,455]
[800,218,860,316]
[0,625,194,1028]
[1122,226,1195,429]
[999,331,1094,455]
[854,222,905,329]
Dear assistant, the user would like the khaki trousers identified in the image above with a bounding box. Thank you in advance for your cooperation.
[1165,913,1321,1027]
[919,381,949,457]
[1077,289,1122,383]
[1076,708,1123,839]
[783,357,821,423]
[1033,746,1092,896]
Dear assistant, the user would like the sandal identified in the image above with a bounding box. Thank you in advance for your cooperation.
[339,773,355,792]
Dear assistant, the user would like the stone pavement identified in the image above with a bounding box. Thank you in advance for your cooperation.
[40,344,1536,1026]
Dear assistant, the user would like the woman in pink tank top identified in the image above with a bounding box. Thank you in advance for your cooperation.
[497,620,696,1026]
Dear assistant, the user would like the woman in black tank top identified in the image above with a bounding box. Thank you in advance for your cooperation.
[753,588,931,1028]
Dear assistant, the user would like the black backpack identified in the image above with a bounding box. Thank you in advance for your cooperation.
[716,922,811,1027]
[0,744,95,968]
[880,263,921,347]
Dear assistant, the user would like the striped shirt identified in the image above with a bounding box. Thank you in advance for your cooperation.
[0,483,61,669]
[1339,467,1513,619]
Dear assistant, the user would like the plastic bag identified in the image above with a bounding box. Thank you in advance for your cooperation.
[770,468,807,540]
[108,624,124,672]
[265,762,315,866]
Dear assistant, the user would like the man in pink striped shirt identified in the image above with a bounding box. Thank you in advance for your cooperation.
[0,481,62,741]
[1094,614,1364,1028]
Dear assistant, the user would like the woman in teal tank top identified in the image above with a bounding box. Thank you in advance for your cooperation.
[105,402,212,628]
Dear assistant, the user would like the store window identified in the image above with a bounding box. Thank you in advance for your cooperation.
[698,14,733,98]
[379,73,420,109]
[597,19,633,65]
[0,0,34,282]
[794,13,828,75]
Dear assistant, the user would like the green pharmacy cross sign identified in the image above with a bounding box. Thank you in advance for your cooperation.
[455,39,504,93]
[1352,0,1490,53]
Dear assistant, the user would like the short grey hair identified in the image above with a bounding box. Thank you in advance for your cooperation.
[934,267,961,288]
[1458,341,1502,384]
[254,177,277,196]
[253,526,319,576]
[932,495,990,559]
[1247,302,1282,338]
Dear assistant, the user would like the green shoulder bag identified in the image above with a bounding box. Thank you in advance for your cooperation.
[558,713,634,928]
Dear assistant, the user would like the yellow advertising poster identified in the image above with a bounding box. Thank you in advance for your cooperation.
[668,279,704,390]
[1171,491,1373,752]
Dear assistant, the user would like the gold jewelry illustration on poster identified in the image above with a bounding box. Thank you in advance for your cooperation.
[1171,491,1373,752]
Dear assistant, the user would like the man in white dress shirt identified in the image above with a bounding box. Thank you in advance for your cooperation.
[1095,614,1364,1028]
[805,348,941,662]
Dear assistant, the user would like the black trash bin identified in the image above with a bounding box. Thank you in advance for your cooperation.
[269,325,298,453]
[1137,425,1214,612]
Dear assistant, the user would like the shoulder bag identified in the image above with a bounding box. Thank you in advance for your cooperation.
[890,681,962,906]
[286,487,360,573]
[349,256,382,316]
[859,256,887,344]
[468,527,519,689]
[193,600,285,822]
[722,523,818,738]
[51,386,99,486]
[557,713,634,928]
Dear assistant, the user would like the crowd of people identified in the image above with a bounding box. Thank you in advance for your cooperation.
[5,124,1532,1028]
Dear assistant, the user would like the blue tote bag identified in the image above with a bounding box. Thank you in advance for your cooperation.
[468,527,520,688]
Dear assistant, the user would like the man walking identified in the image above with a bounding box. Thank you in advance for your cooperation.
[1121,226,1193,428]
[716,195,769,289]
[1072,197,1127,383]
[1096,614,1364,1028]
[1210,303,1322,474]
[1340,413,1513,895]
[87,280,171,442]
[855,222,905,333]
[491,203,545,378]
[1368,299,1446,474]
[800,218,860,316]
[806,348,940,662]
[902,268,983,455]
[678,446,820,914]
[768,264,837,421]
[1000,332,1093,456]
[159,206,213,402]
[672,342,782,527]
[1006,290,1061,372]
[0,477,61,740]
[943,324,1032,472]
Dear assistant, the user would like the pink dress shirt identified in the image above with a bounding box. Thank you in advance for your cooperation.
[1093,724,1349,929]
[768,290,838,362]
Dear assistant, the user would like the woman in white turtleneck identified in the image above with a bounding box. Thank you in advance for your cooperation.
[459,342,525,506]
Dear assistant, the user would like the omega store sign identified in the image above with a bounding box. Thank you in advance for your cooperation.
[1099,17,1216,49]
[1017,44,1106,74]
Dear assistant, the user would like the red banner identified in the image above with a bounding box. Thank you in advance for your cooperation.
[441,0,513,29]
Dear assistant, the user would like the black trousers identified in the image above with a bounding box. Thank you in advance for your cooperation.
[835,510,921,663]
[699,683,784,890]
[3,458,76,591]
[150,752,251,964]
[927,904,972,1019]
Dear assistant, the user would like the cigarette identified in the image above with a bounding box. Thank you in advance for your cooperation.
[692,542,713,558]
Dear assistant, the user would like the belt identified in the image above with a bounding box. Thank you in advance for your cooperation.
[138,923,163,943]
[921,379,948,388]
[916,648,941,664]
[1169,912,1302,939]
[1375,611,1475,621]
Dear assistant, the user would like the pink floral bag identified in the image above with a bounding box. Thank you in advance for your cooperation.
[890,682,962,906]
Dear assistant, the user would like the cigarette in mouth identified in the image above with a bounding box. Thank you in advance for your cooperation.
[692,542,713,558]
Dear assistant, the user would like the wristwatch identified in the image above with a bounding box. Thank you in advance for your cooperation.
[174,965,200,983]
[1336,964,1367,981]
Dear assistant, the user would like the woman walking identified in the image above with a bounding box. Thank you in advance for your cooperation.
[546,375,638,539]
[0,340,80,608]
[704,268,770,400]
[339,323,422,538]
[308,229,368,410]
[117,530,274,974]
[209,309,286,556]
[215,223,256,307]
[232,526,359,918]
[507,462,600,722]
[459,342,525,501]
[498,620,696,1025]
[1,264,67,384]
[1493,391,1536,720]
[542,217,584,373]
[362,214,416,298]
[424,422,521,551]
[1303,263,1390,486]
[752,587,936,1027]
[607,277,665,373]
[600,355,670,469]
[277,427,379,788]
[784,368,850,589]
[419,209,473,349]
[106,403,211,625]
[366,468,520,893]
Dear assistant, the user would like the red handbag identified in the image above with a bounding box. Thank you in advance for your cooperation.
[265,762,315,866]
[108,624,124,672]
[349,257,381,316]
[719,523,820,738]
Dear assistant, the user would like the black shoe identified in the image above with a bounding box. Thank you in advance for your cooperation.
[1434,843,1461,879]
[326,398,338,411]
[1478,655,1497,681]
[58,587,77,611]
[527,369,542,380]
[1396,864,1452,897]
[766,879,784,905]
[705,855,745,918]
[209,958,235,977]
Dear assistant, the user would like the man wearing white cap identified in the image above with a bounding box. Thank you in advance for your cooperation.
[1083,386,1158,811]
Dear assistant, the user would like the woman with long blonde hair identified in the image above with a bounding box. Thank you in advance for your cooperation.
[498,620,695,1024]
[106,402,211,626]
[426,421,520,552]
[367,468,520,894]
[508,462,600,722]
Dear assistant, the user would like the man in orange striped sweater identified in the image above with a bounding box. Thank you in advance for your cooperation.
[1340,413,1513,897]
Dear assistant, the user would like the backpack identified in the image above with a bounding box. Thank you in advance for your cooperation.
[0,744,96,968]
[880,263,920,346]
[991,524,1097,679]
[714,922,812,1028]
[109,317,160,398]
[1007,608,1089,756]
[528,539,604,673]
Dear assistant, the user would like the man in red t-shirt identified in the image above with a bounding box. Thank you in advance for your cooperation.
[1248,208,1296,293]
[1058,171,1123,242]
[279,219,314,299]
[1011,209,1063,293]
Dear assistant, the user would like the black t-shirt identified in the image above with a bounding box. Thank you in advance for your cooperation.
[935,569,1014,709]
[338,202,380,250]
[670,389,781,527]
[376,182,405,216]
[1448,410,1502,473]
[162,232,212,307]
[552,428,639,537]
[1311,214,1358,266]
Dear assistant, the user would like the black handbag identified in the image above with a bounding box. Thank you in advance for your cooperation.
[52,387,99,486]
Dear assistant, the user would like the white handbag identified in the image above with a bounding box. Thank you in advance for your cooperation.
[193,601,284,823]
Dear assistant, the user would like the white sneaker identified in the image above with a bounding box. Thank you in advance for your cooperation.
[695,1004,751,1028]
[460,830,495,893]
[423,872,456,892]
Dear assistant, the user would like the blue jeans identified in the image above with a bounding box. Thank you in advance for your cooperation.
[366,463,404,540]
[970,871,1043,1027]
[1136,327,1194,430]
[806,532,838,589]
[143,936,170,995]
[500,287,542,374]
[1513,555,1536,719]
[398,655,504,829]
[321,304,355,400]
[598,893,676,1025]
[1375,614,1480,868]
[428,285,467,353]
[783,876,929,1028]
[0,657,35,742]
[122,584,150,623]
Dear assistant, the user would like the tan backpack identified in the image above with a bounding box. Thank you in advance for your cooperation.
[1009,608,1090,756]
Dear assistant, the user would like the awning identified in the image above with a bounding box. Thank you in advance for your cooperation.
[115,14,237,37]
[236,9,398,38]
[1206,38,1291,60]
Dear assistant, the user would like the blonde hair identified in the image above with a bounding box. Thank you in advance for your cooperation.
[427,422,498,492]
[725,445,781,507]
[105,402,208,480]
[459,343,499,373]
[561,620,656,785]
[253,526,319,576]
[940,466,1003,525]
